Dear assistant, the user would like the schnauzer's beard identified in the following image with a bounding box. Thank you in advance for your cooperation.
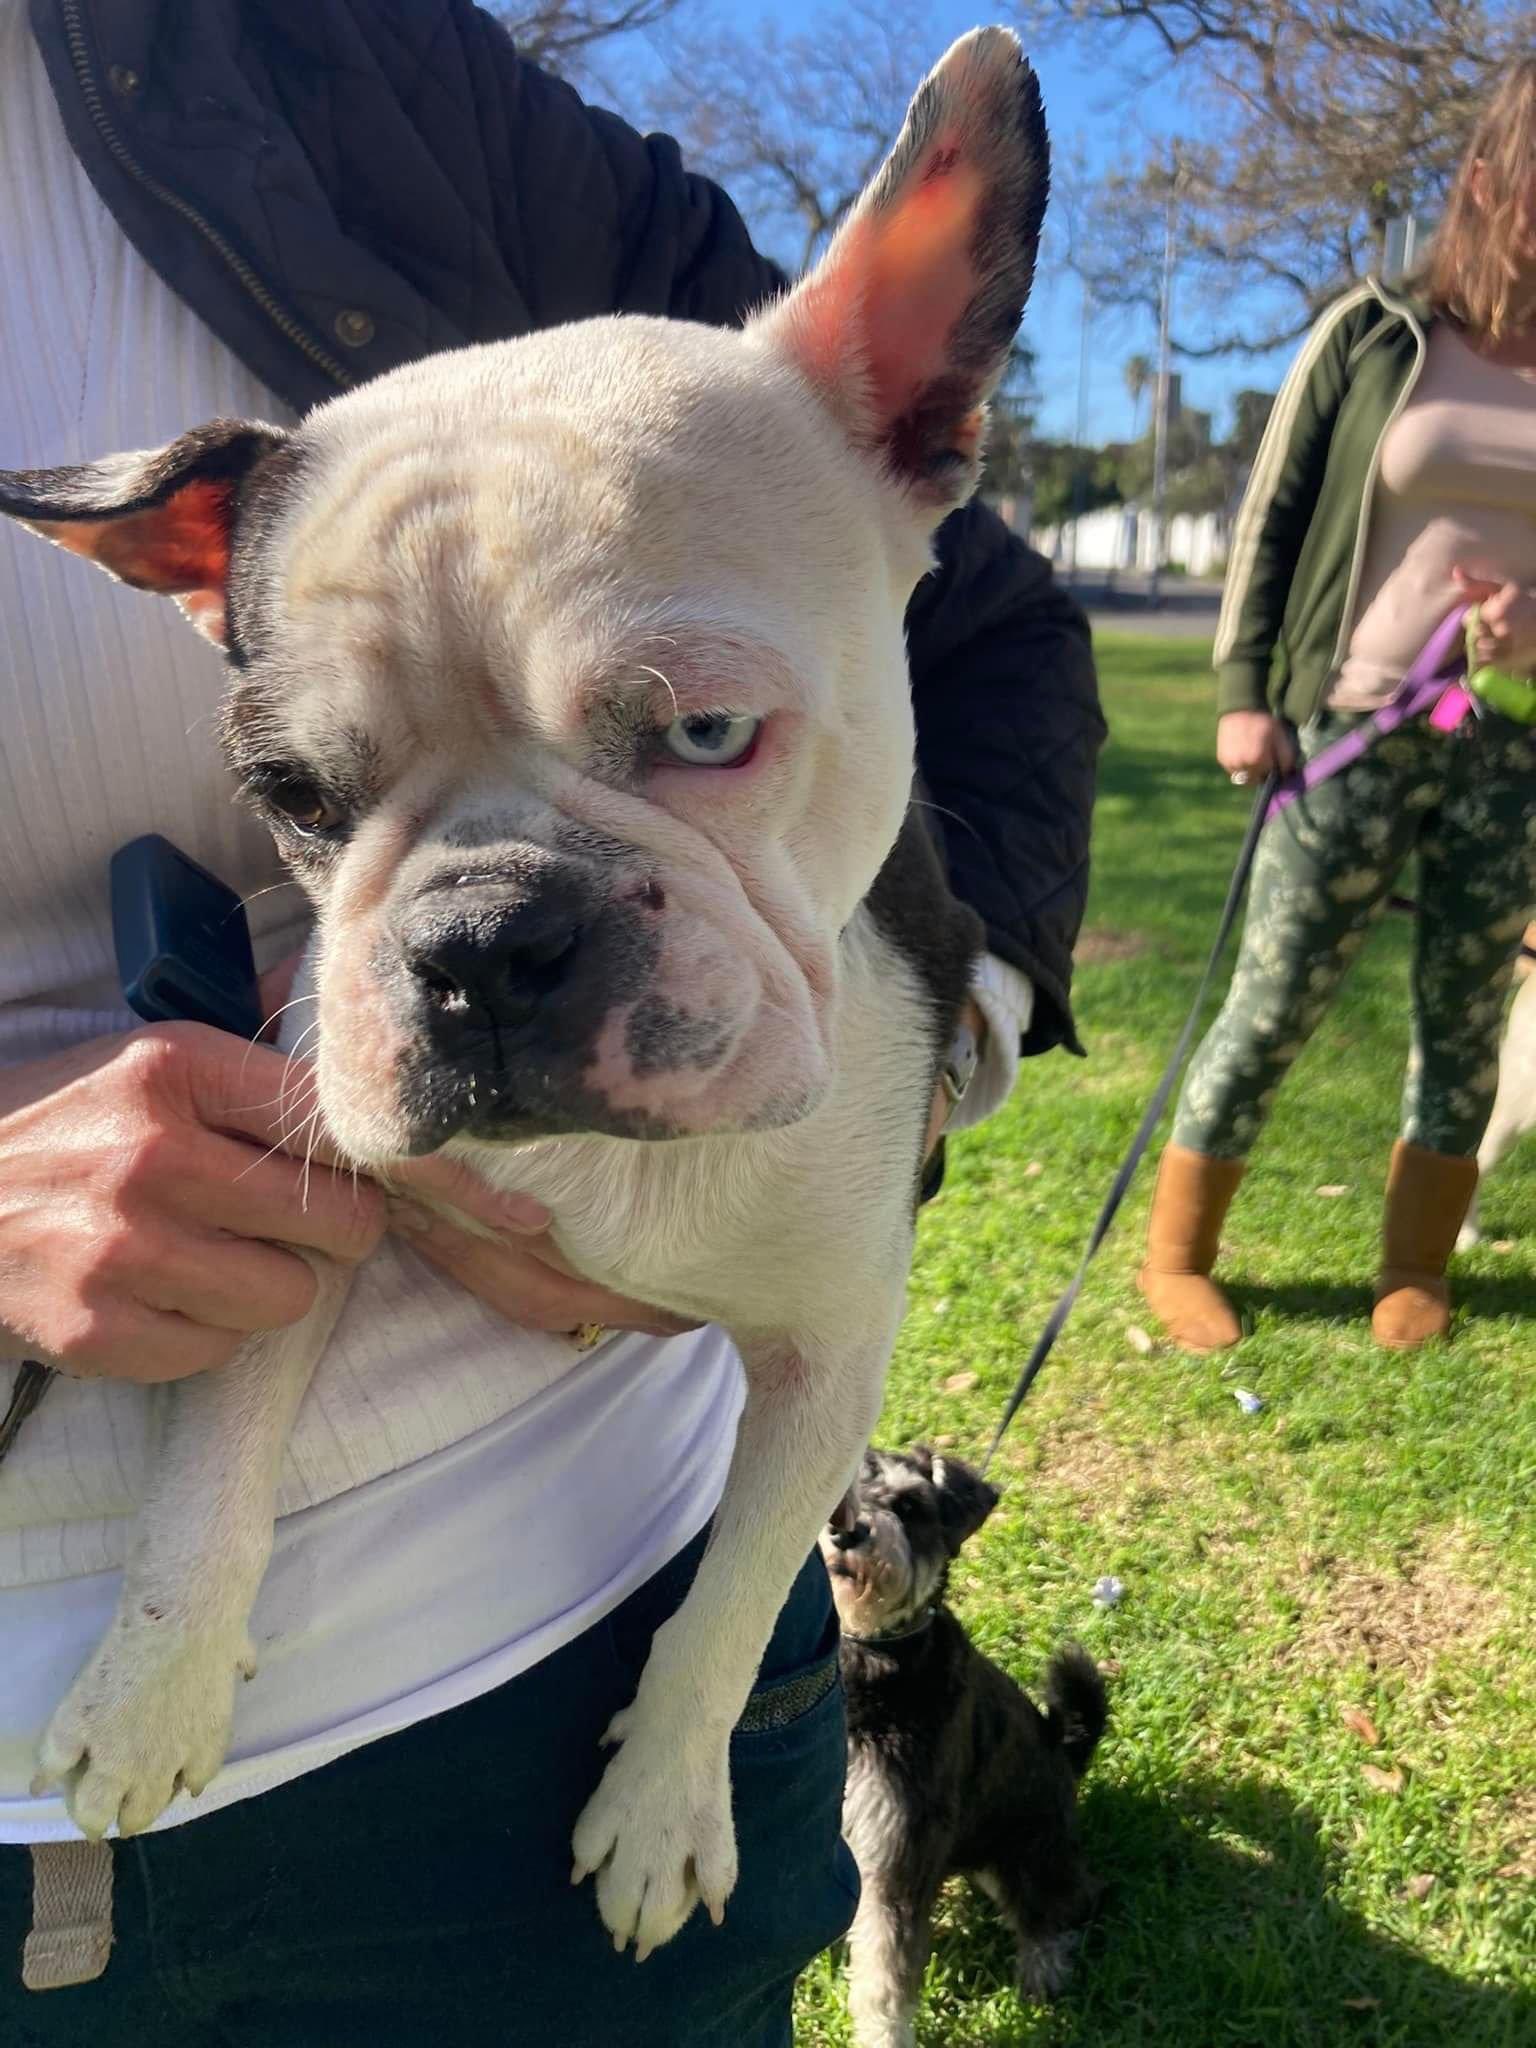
[820,1509,943,1637]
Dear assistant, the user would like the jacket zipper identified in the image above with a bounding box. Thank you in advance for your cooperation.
[61,0,354,392]
[1328,285,1430,673]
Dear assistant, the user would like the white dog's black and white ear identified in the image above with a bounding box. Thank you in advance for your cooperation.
[756,26,1048,517]
[914,1445,1000,1553]
[0,420,289,646]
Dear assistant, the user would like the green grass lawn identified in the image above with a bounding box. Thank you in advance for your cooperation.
[795,634,1536,2048]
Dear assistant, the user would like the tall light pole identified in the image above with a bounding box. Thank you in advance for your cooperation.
[1068,277,1093,586]
[1148,164,1177,607]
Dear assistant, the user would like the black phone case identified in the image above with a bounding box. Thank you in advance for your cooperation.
[110,833,264,1042]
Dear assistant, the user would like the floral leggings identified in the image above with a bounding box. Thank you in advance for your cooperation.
[1174,706,1536,1161]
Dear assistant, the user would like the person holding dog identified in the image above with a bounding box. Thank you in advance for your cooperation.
[1140,55,1536,1357]
[0,4,1102,2040]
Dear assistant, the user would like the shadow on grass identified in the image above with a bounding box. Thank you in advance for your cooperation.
[924,1773,1534,2048]
[1096,741,1241,820]
[1232,1274,1536,1326]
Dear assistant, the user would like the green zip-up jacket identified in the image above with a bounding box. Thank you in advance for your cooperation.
[1215,278,1434,724]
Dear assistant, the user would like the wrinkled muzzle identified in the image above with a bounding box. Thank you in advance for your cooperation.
[311,820,831,1162]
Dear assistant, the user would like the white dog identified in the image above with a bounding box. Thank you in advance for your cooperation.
[1458,946,1536,1248]
[0,30,1048,1960]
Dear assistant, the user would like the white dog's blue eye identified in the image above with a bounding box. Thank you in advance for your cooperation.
[661,712,761,768]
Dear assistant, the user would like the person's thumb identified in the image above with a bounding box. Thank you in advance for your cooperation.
[390,1201,693,1336]
[1480,579,1520,625]
[1451,564,1502,605]
[390,1152,551,1237]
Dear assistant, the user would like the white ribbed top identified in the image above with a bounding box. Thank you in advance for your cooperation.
[0,5,742,1839]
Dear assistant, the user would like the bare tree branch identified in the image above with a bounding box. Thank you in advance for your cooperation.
[638,0,935,272]
[491,0,689,75]
[1022,0,1528,355]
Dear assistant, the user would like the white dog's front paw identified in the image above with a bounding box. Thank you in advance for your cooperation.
[34,1618,256,1839]
[570,1706,737,1960]
[1455,1217,1482,1251]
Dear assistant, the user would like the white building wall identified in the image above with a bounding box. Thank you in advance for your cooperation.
[1029,503,1230,578]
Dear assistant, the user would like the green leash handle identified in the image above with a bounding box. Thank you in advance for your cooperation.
[1465,603,1536,724]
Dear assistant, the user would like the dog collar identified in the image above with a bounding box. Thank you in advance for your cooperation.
[938,1020,980,1125]
[841,1607,937,1647]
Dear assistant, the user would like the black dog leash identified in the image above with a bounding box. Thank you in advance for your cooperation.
[0,1360,54,1471]
[978,769,1529,1475]
[979,771,1279,1476]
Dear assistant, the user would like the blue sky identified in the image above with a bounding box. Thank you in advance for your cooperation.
[620,2,1299,443]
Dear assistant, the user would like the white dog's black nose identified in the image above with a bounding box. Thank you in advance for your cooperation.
[406,902,583,1041]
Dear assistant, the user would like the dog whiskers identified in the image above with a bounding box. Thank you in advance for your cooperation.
[635,664,681,721]
[910,794,981,845]
[230,1046,323,1184]
[227,1075,318,1120]
[244,991,319,1062]
[239,879,304,912]
[234,1125,315,1183]
[272,1026,323,1147]
[298,1103,325,1210]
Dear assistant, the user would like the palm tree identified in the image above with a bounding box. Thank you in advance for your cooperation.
[1124,354,1154,438]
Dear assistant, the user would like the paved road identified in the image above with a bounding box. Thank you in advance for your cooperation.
[1064,573,1224,641]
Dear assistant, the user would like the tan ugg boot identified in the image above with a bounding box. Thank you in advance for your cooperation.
[1372,1141,1480,1349]
[1137,1144,1247,1352]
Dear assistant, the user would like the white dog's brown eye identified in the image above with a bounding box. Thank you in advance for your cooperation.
[257,771,346,834]
[661,711,761,768]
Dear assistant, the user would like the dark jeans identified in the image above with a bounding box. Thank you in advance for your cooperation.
[3,1535,856,2046]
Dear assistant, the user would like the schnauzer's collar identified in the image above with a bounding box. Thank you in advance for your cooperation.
[841,1606,937,1648]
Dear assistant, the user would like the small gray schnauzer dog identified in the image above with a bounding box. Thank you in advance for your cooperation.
[822,1447,1107,2048]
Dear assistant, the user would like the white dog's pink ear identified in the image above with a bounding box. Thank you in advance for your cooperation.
[755,27,1048,517]
[0,420,289,646]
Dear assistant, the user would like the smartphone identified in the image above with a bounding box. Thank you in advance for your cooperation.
[110,833,265,1041]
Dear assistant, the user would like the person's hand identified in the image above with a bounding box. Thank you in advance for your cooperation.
[253,950,742,1340]
[0,1026,388,1383]
[1452,567,1536,675]
[395,990,983,1330]
[387,1171,697,1339]
[257,952,695,1338]
[1217,710,1296,783]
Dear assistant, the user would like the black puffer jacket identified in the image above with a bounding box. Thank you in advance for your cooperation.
[30,0,1104,1054]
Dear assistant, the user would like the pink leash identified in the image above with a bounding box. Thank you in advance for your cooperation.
[1266,605,1472,822]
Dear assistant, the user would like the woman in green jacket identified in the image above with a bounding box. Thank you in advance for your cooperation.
[1140,57,1536,1355]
